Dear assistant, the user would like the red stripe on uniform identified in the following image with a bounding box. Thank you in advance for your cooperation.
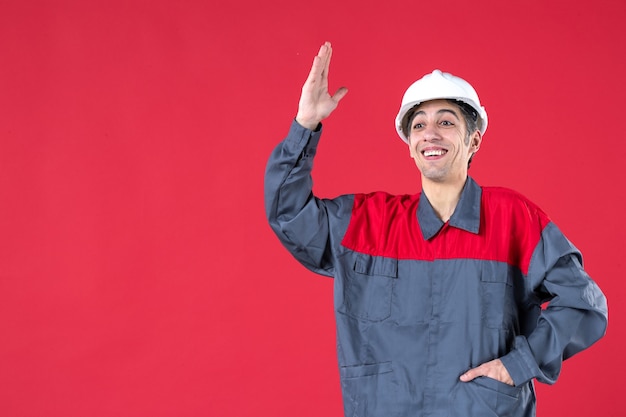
[340,188,550,275]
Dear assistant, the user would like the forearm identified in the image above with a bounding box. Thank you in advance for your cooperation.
[265,120,320,224]
[264,120,332,274]
[501,225,608,385]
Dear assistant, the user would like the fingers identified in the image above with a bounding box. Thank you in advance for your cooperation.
[303,42,331,89]
[321,41,332,79]
[317,41,331,56]
[318,41,331,61]
[459,360,514,386]
[320,42,348,103]
[307,42,332,82]
[304,55,323,87]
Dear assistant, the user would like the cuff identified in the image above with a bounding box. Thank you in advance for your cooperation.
[285,119,323,151]
[500,336,551,386]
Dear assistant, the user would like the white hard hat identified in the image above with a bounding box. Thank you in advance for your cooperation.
[394,69,488,144]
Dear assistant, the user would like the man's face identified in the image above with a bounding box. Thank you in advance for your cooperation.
[407,99,481,184]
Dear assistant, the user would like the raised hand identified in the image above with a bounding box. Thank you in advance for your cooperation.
[295,42,348,130]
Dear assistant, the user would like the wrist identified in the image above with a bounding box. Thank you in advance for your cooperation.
[295,115,321,131]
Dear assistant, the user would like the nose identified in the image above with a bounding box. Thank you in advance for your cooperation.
[422,124,441,142]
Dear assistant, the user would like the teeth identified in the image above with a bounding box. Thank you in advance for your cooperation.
[423,149,446,157]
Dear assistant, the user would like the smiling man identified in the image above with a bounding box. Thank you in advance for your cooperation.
[264,42,608,417]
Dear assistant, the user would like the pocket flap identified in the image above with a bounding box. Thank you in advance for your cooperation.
[480,262,513,285]
[353,254,398,278]
[340,361,394,379]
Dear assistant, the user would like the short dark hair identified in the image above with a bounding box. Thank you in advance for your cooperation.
[449,100,478,140]
[403,100,481,139]
[449,100,479,169]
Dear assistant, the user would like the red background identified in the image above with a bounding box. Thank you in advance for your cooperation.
[1,0,624,416]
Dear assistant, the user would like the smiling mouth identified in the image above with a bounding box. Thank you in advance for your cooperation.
[422,149,447,157]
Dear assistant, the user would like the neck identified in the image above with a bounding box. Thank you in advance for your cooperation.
[421,175,468,222]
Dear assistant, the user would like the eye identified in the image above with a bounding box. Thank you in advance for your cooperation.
[412,122,424,130]
[440,120,454,126]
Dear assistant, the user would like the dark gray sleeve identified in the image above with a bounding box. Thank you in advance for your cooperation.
[500,222,608,386]
[264,120,351,277]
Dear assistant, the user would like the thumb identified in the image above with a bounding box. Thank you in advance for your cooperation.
[331,87,349,103]
[459,367,481,383]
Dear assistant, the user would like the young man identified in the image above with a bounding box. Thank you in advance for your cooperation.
[264,42,608,417]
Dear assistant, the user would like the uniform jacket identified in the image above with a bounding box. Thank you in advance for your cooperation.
[264,121,608,417]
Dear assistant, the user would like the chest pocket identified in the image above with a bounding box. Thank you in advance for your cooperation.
[481,263,517,330]
[338,253,397,322]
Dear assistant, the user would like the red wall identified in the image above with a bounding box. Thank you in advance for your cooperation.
[1,0,623,416]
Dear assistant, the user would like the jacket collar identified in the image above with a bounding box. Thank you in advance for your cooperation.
[417,176,482,240]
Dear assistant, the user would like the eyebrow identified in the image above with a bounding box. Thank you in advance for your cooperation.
[412,108,461,120]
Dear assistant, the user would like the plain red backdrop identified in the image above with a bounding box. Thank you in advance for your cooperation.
[0,0,624,416]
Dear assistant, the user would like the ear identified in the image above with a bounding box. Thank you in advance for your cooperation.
[469,130,482,153]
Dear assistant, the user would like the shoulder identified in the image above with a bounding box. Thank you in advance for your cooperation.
[481,186,552,238]
[482,186,549,217]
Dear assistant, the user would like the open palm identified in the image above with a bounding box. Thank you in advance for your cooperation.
[295,42,348,130]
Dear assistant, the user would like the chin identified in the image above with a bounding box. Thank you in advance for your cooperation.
[421,170,449,182]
